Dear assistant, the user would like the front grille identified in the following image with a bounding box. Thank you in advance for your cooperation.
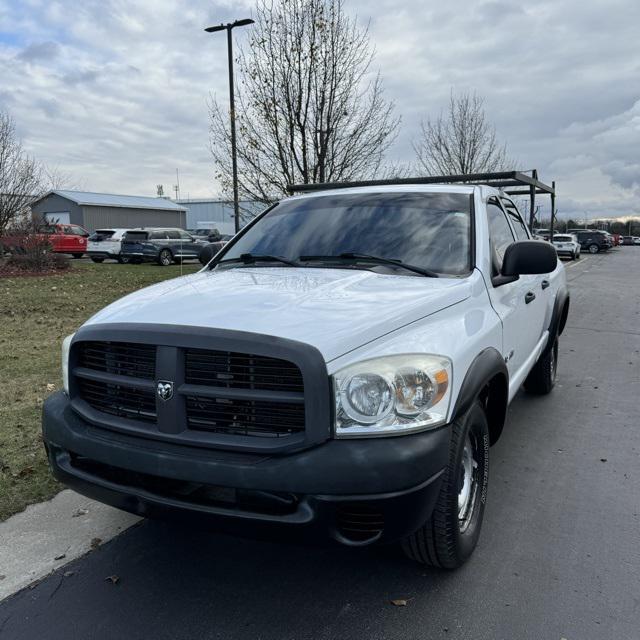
[78,341,155,379]
[186,395,305,437]
[185,348,303,393]
[72,339,310,445]
[78,378,157,423]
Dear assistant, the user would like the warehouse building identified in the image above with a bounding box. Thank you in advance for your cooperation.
[30,190,187,231]
[177,198,264,234]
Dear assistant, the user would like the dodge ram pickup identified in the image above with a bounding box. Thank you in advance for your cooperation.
[42,182,569,569]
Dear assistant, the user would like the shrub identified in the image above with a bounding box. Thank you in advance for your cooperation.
[1,218,69,272]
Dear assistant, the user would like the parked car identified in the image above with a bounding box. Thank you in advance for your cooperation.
[574,230,610,253]
[533,228,550,241]
[621,236,635,246]
[44,182,568,569]
[1,223,89,258]
[202,234,234,258]
[189,229,223,243]
[120,228,203,265]
[634,237,640,246]
[552,234,580,260]
[87,229,130,263]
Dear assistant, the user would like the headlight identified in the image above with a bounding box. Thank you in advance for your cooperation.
[62,333,74,394]
[333,354,452,438]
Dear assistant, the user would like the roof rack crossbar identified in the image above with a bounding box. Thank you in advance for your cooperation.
[286,170,554,196]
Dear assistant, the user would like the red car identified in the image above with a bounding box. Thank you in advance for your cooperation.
[40,223,89,257]
[1,223,89,258]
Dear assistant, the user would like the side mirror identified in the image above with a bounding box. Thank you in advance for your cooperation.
[198,243,218,266]
[494,240,557,286]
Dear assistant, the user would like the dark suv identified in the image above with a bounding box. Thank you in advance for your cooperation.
[574,230,610,254]
[120,228,203,266]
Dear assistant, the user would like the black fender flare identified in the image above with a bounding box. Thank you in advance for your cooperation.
[543,287,570,355]
[451,347,509,445]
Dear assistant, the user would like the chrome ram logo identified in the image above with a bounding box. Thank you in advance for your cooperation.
[156,380,174,401]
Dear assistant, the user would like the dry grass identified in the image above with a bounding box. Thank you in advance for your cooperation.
[0,260,199,521]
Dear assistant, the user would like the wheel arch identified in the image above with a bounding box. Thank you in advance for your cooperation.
[543,287,570,356]
[451,348,509,446]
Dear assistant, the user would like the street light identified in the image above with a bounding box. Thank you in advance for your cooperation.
[205,18,254,233]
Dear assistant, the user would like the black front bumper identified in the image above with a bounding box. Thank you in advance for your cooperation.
[43,392,449,546]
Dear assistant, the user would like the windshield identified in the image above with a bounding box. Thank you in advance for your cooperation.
[554,235,572,241]
[219,192,472,276]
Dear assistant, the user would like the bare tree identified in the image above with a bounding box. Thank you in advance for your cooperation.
[42,164,82,191]
[414,91,511,176]
[0,111,42,234]
[208,0,399,206]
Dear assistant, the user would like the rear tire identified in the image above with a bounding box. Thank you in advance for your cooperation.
[588,244,599,254]
[117,255,130,264]
[72,253,84,259]
[158,249,172,266]
[524,338,558,395]
[90,257,104,263]
[401,401,489,569]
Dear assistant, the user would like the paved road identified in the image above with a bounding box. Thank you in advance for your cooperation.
[2,249,640,640]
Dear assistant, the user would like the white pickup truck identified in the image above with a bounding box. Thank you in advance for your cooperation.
[43,182,568,569]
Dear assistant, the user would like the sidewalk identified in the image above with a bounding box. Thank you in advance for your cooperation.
[0,490,139,601]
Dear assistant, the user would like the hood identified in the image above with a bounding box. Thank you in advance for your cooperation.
[85,267,471,362]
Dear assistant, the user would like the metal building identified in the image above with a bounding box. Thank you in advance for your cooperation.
[177,199,264,234]
[30,190,187,231]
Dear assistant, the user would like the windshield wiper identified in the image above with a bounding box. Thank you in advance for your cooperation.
[218,253,300,267]
[299,252,439,278]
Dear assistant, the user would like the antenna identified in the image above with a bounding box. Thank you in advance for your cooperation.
[173,168,181,201]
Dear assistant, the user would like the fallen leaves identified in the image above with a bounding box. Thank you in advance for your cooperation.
[90,537,102,550]
[390,599,408,607]
[72,507,89,518]
[105,575,120,585]
[54,553,66,561]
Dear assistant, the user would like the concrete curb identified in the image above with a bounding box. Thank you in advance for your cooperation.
[0,490,140,601]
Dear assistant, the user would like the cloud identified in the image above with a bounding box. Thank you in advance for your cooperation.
[16,40,61,61]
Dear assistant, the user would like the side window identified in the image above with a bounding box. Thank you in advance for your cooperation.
[487,200,516,273]
[166,230,180,240]
[177,230,192,241]
[149,231,167,240]
[501,198,530,241]
[70,225,87,236]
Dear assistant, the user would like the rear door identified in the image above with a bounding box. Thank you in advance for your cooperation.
[486,198,548,382]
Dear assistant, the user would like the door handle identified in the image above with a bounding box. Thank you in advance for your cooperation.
[525,291,536,304]
[541,279,550,290]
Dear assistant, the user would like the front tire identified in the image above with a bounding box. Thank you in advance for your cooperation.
[117,255,130,264]
[158,249,172,266]
[402,401,489,569]
[524,338,558,395]
[588,243,599,254]
[72,253,84,259]
[90,257,104,263]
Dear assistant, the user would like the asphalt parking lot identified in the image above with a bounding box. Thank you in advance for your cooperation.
[1,248,639,640]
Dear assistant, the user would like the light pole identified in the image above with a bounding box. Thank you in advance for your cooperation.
[205,18,254,234]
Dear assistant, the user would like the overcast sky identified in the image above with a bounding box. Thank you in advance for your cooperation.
[1,0,638,220]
